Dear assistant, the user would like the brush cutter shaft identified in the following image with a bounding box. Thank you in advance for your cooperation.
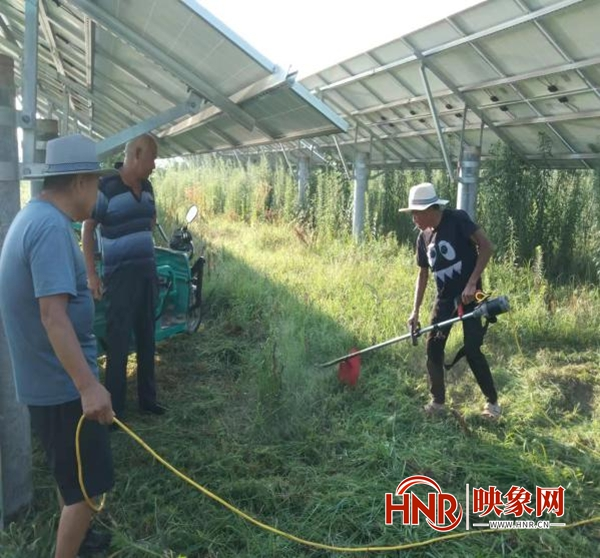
[319,296,509,368]
[319,313,472,367]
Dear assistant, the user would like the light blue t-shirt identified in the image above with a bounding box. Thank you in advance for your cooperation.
[0,199,99,405]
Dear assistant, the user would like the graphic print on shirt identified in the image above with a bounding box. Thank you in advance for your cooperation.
[427,239,462,291]
[416,210,478,299]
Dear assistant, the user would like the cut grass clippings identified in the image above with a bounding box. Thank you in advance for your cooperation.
[1,217,599,557]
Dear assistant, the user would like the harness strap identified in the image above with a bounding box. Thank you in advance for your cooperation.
[444,315,496,370]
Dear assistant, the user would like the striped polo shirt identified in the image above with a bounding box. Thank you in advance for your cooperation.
[93,170,156,277]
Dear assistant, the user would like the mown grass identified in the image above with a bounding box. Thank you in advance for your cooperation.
[1,217,599,557]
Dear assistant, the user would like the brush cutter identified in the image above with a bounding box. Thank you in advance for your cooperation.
[320,296,510,384]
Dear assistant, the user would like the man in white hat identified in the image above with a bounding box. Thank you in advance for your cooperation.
[0,134,116,558]
[400,182,501,419]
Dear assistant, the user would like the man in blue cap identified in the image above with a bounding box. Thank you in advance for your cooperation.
[0,134,115,558]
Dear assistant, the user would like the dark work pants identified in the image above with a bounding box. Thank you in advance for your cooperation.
[104,266,157,415]
[426,298,498,405]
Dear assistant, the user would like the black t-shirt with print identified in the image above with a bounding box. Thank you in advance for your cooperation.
[416,209,481,300]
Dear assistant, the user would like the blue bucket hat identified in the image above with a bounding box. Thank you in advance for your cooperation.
[23,134,117,180]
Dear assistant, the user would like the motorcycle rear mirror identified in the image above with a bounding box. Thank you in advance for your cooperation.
[185,205,199,224]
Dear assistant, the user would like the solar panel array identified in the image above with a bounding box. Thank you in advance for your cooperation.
[1,0,598,169]
[0,0,347,157]
[293,0,600,169]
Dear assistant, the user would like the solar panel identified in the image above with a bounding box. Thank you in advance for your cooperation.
[0,0,347,158]
[296,0,600,169]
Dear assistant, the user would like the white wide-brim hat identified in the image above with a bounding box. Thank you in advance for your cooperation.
[398,182,449,212]
[22,134,117,180]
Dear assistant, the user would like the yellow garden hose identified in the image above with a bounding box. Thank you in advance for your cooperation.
[75,415,106,512]
[75,415,600,553]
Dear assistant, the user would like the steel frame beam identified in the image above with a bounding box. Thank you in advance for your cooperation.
[298,139,329,164]
[93,43,182,104]
[321,108,600,147]
[342,55,600,121]
[96,94,205,156]
[39,0,81,120]
[0,12,19,49]
[402,32,530,159]
[84,16,95,92]
[514,0,600,103]
[351,54,441,158]
[69,0,256,132]
[333,135,351,180]
[444,9,591,169]
[312,78,420,164]
[312,0,585,93]
[161,67,293,138]
[420,64,454,180]
[39,0,65,77]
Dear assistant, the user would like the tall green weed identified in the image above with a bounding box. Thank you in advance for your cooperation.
[155,147,598,283]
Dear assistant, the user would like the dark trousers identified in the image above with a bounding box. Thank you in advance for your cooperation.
[426,298,498,405]
[29,398,114,505]
[104,266,157,415]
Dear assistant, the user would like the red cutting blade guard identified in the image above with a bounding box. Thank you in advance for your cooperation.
[338,348,361,386]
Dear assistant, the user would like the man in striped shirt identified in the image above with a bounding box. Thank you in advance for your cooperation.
[82,134,165,419]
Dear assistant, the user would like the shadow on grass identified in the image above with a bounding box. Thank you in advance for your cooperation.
[3,246,599,558]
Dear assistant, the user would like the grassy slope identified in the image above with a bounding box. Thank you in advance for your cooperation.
[2,217,599,557]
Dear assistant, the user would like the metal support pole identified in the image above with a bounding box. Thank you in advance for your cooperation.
[457,145,481,219]
[0,54,32,530]
[22,0,39,195]
[30,119,59,197]
[297,155,310,209]
[352,151,369,241]
[419,64,454,182]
